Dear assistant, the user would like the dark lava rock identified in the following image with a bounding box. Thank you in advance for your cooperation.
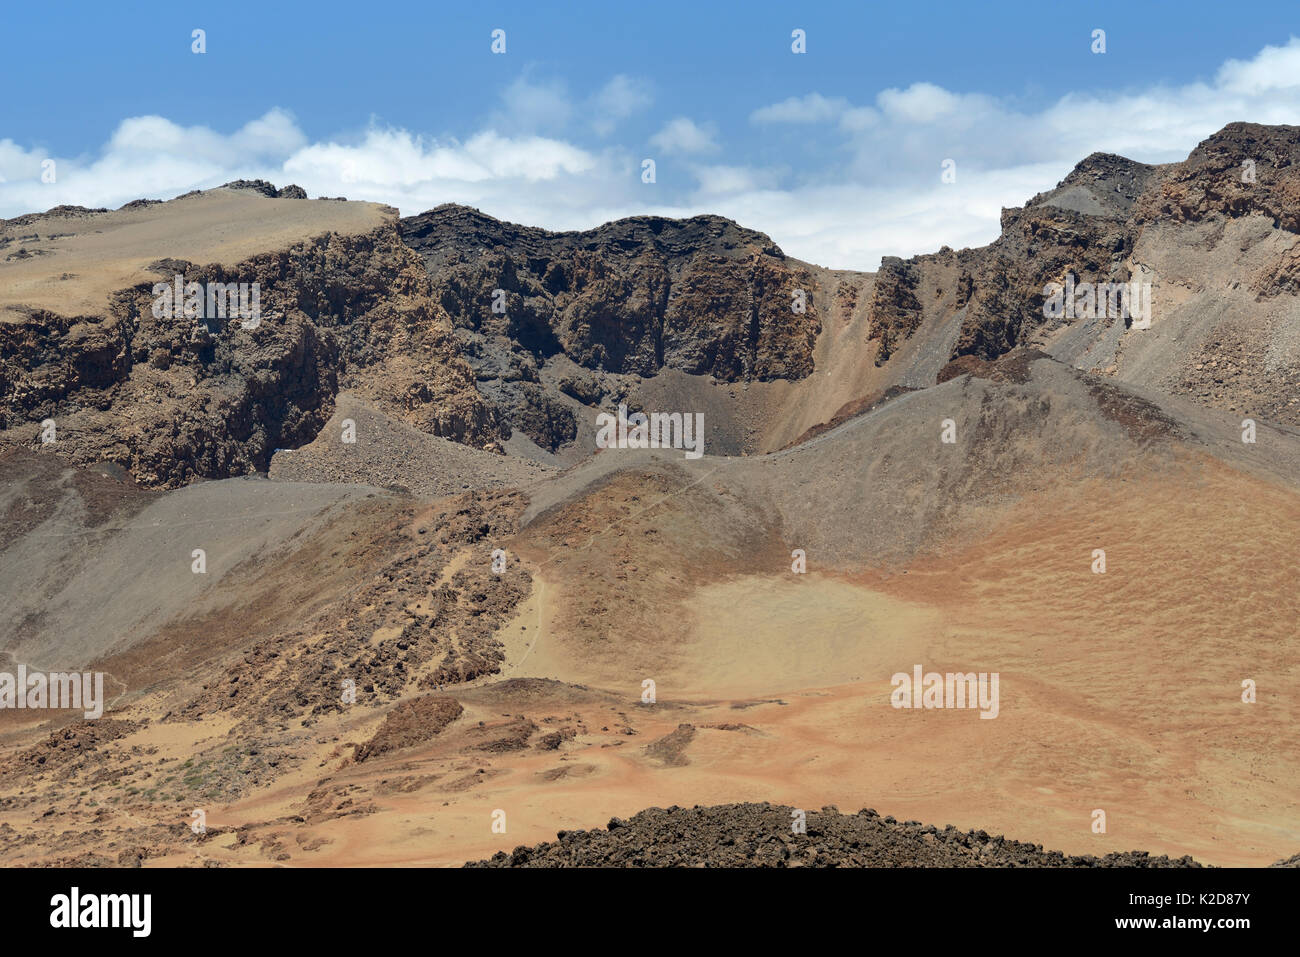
[465,802,1212,868]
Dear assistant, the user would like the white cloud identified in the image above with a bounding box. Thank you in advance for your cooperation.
[876,82,980,123]
[105,109,306,162]
[1216,36,1300,94]
[492,76,574,135]
[677,164,1068,274]
[0,109,616,230]
[751,93,851,125]
[284,128,596,187]
[838,107,881,133]
[649,117,719,155]
[732,38,1300,266]
[0,139,47,184]
[0,111,310,219]
[689,164,782,196]
[590,75,653,135]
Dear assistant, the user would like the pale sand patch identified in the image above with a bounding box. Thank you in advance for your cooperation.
[674,576,939,697]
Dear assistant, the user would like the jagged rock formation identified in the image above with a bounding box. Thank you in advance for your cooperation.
[402,204,821,381]
[865,123,1300,426]
[952,162,1145,360]
[220,179,309,200]
[867,256,925,364]
[0,193,832,484]
[399,205,823,453]
[1133,123,1300,233]
[0,199,501,487]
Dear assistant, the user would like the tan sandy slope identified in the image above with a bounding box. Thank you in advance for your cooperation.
[0,189,391,322]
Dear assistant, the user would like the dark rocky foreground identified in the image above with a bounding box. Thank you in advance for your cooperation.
[467,802,1227,868]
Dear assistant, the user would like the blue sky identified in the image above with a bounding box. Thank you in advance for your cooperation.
[4,1,1300,268]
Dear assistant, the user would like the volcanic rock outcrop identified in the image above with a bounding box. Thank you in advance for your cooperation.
[864,123,1300,426]
[0,194,501,487]
[466,803,1210,868]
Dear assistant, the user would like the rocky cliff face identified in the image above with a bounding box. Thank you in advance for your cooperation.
[1,197,827,484]
[401,204,822,381]
[953,187,1140,360]
[867,256,925,364]
[1133,123,1300,232]
[395,204,825,456]
[863,124,1300,426]
[0,221,500,488]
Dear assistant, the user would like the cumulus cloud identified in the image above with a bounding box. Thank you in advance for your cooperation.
[492,75,574,135]
[649,117,719,155]
[0,139,47,184]
[875,82,981,124]
[275,125,627,230]
[5,41,1300,270]
[590,75,653,135]
[105,108,307,161]
[730,36,1300,266]
[751,93,851,125]
[688,164,783,196]
[1216,38,1300,94]
[285,128,596,186]
[0,110,310,219]
[754,38,1300,187]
